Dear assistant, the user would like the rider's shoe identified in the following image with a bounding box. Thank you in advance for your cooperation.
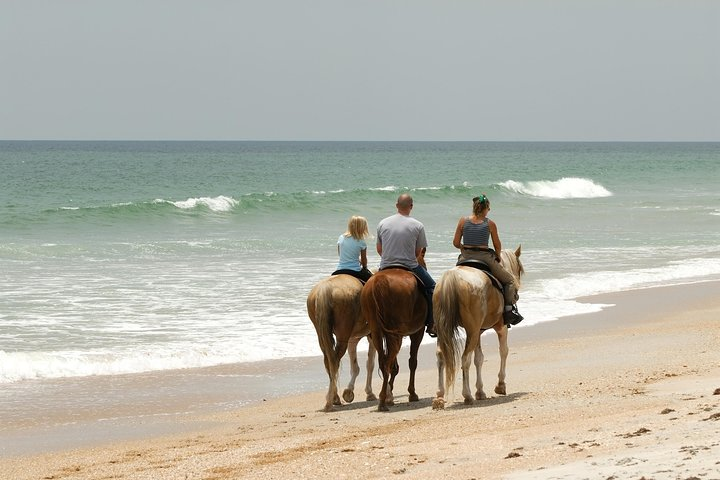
[426,322,437,338]
[503,305,524,326]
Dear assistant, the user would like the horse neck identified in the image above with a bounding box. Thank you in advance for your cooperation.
[500,250,522,284]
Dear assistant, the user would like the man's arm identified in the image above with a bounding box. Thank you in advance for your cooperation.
[416,247,426,268]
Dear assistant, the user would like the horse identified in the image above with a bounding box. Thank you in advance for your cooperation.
[360,268,427,412]
[307,274,377,412]
[433,246,524,409]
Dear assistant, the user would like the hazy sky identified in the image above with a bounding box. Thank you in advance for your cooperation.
[2,1,719,141]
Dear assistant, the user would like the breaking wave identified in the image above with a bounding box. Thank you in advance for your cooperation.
[498,177,612,199]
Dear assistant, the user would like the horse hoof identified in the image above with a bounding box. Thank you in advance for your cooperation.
[378,404,389,412]
[432,398,445,410]
[342,389,355,403]
[476,392,487,401]
[494,384,507,395]
[323,404,335,413]
[333,394,342,406]
[463,397,474,405]
[366,393,377,402]
[408,393,419,402]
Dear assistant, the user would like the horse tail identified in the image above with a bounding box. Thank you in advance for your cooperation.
[370,275,390,361]
[363,274,399,380]
[435,268,463,392]
[313,282,339,383]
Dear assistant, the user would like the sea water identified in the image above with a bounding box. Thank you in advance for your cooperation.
[1,141,719,384]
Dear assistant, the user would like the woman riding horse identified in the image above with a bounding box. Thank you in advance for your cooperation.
[433,246,524,408]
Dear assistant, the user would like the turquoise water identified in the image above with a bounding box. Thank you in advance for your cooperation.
[1,141,719,383]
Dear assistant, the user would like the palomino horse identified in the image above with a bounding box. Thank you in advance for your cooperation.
[360,268,427,412]
[307,274,377,412]
[433,246,524,409]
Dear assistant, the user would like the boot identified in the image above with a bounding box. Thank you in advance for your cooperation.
[503,304,523,326]
[426,319,437,338]
[425,294,436,337]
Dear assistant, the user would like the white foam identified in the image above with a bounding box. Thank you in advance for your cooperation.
[4,247,718,385]
[499,177,612,199]
[169,195,239,212]
[517,256,720,327]
[553,257,720,299]
[0,331,321,384]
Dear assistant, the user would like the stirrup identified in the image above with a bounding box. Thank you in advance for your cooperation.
[503,305,523,326]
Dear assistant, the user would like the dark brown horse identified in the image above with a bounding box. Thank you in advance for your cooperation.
[307,274,377,412]
[360,268,427,411]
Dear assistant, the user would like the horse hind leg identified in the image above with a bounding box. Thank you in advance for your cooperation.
[364,337,378,401]
[342,337,361,404]
[371,333,392,412]
[474,343,487,401]
[377,359,393,412]
[322,352,339,412]
[461,332,481,404]
[377,341,401,411]
[494,324,509,395]
[386,359,399,406]
[433,344,446,410]
[330,340,349,407]
[406,329,423,402]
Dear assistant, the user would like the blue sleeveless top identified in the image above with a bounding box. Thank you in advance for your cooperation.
[462,217,489,246]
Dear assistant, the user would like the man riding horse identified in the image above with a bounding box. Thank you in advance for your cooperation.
[375,193,436,337]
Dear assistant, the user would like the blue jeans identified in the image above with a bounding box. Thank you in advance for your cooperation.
[411,265,435,326]
[411,265,435,294]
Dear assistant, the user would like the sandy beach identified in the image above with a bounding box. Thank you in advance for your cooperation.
[2,281,719,480]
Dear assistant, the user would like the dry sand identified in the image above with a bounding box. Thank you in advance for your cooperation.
[1,281,719,480]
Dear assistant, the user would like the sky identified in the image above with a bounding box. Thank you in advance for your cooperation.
[2,1,719,141]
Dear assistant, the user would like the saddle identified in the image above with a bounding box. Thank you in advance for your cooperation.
[456,259,504,294]
[379,265,427,289]
[330,269,369,285]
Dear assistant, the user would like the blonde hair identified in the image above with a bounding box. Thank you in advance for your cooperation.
[344,215,369,240]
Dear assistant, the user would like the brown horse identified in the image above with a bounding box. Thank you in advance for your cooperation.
[307,274,377,412]
[433,246,524,409]
[360,268,427,412]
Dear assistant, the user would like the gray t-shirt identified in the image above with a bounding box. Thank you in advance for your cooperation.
[376,213,427,269]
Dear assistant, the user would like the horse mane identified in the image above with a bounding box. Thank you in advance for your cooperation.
[500,247,524,287]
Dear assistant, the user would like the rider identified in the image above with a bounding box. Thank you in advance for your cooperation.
[332,215,373,283]
[376,193,436,337]
[452,194,523,326]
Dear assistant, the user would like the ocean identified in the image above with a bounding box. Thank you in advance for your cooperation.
[2,141,719,386]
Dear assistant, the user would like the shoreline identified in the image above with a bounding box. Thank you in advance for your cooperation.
[1,280,719,479]
[2,281,717,450]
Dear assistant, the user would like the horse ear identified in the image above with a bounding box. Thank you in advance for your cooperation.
[515,245,522,258]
